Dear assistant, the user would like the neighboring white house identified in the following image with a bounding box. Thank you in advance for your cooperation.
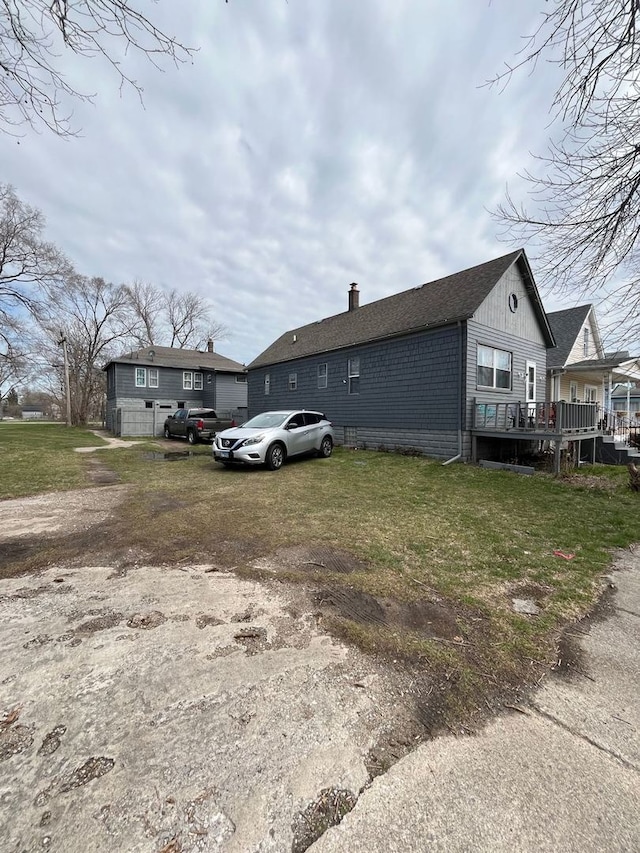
[21,406,45,420]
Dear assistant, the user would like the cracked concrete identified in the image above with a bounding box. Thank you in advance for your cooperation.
[0,562,394,852]
[309,548,640,853]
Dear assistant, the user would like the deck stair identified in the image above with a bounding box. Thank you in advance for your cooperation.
[596,435,640,466]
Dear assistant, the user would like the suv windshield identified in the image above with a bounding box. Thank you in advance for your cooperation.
[242,412,291,429]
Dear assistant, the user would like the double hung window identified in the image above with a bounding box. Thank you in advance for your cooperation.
[477,345,511,390]
[348,358,360,395]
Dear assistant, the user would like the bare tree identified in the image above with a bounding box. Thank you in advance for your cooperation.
[40,274,133,424]
[123,281,228,349]
[0,337,28,416]
[0,183,71,323]
[1,0,194,136]
[490,1,640,346]
[166,288,220,348]
[122,279,163,346]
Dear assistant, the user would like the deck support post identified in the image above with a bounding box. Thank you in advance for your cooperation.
[471,434,477,464]
[592,437,596,464]
[554,439,562,475]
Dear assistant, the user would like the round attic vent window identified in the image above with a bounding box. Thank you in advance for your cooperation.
[508,293,518,313]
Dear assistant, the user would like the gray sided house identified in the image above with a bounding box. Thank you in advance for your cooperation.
[248,250,556,462]
[104,344,247,437]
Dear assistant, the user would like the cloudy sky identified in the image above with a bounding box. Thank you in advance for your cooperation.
[2,0,598,366]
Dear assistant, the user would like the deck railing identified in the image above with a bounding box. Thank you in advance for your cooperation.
[472,400,599,435]
[602,409,640,446]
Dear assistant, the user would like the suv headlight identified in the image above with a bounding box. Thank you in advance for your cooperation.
[241,434,265,447]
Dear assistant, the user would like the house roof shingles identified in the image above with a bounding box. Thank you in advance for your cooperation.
[250,250,550,369]
[546,305,592,368]
[104,345,245,373]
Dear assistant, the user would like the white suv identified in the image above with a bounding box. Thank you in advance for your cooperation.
[212,410,334,470]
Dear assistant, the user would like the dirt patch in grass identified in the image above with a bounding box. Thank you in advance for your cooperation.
[558,473,619,491]
[260,545,371,575]
[314,587,461,638]
[85,458,121,486]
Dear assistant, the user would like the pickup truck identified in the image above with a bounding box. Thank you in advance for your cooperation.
[163,408,236,445]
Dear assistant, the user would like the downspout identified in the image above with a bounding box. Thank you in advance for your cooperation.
[443,320,464,465]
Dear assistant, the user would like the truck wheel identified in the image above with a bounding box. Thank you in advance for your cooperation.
[266,443,285,470]
[318,436,333,458]
[187,429,197,445]
[164,426,172,440]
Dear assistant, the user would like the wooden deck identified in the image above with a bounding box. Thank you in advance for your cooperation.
[471,400,602,472]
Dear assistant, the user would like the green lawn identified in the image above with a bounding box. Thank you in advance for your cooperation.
[2,422,637,730]
[0,422,110,497]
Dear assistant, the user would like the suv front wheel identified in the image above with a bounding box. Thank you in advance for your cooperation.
[266,443,285,471]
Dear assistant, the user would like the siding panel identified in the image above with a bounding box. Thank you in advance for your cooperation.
[465,319,548,427]
[248,325,464,458]
[473,266,546,344]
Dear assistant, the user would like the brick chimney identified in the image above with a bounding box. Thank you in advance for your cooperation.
[348,283,359,311]
[207,339,214,353]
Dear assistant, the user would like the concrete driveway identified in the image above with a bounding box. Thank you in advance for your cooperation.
[0,559,394,852]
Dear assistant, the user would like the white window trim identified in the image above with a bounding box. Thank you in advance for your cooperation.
[569,381,578,402]
[584,384,598,403]
[477,345,512,391]
[525,360,536,404]
[583,328,590,357]
[194,372,203,391]
[318,363,328,389]
[288,373,297,391]
[148,368,159,389]
[183,371,193,390]
[264,373,270,395]
[135,367,147,388]
[348,357,360,395]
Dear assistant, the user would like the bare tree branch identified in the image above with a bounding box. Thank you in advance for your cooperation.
[38,273,134,424]
[490,0,640,348]
[121,279,163,345]
[0,0,195,136]
[123,283,228,349]
[0,181,72,328]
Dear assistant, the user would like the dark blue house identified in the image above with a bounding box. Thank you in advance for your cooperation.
[104,343,247,436]
[248,250,565,462]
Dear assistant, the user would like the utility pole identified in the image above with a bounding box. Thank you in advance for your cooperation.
[58,332,72,427]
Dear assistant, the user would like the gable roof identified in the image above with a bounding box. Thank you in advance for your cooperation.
[250,250,553,369]
[546,304,594,368]
[104,345,245,373]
